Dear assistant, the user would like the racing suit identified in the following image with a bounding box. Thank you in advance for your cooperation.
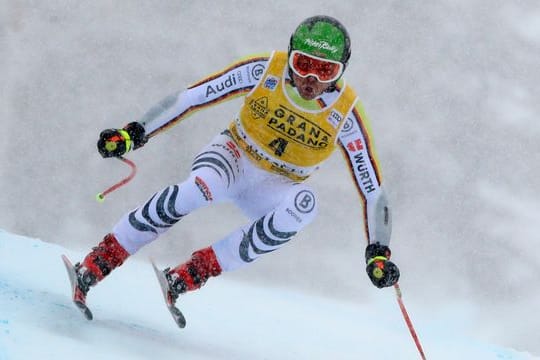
[112,50,391,271]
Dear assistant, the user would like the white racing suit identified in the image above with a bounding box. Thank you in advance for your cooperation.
[112,50,391,272]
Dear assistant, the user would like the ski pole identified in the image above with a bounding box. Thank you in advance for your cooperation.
[96,156,137,202]
[394,283,427,360]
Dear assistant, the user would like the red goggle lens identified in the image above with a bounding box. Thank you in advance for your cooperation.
[289,51,344,83]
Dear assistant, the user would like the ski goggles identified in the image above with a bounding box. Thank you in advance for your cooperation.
[288,50,344,83]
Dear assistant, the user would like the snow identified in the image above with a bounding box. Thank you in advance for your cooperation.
[0,229,537,360]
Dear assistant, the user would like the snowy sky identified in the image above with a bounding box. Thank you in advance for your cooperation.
[2,1,540,356]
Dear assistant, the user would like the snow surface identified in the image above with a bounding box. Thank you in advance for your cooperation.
[0,229,537,360]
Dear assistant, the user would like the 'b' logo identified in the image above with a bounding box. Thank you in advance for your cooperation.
[251,64,264,81]
[294,190,315,214]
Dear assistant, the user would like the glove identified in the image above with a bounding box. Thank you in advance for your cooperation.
[365,242,400,288]
[97,122,147,158]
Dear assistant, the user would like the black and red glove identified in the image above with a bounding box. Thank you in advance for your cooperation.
[365,242,400,288]
[97,122,147,158]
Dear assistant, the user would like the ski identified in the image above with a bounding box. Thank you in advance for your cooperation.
[61,254,93,320]
[151,260,186,328]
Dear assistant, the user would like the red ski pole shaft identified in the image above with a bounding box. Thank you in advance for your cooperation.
[394,283,427,360]
[96,156,137,202]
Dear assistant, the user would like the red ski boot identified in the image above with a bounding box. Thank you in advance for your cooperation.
[152,246,222,328]
[62,233,129,320]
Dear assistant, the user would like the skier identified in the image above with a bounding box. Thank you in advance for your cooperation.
[69,15,400,323]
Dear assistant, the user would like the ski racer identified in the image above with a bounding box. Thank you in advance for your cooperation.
[70,15,400,321]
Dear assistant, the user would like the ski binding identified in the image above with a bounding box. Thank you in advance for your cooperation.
[151,260,186,328]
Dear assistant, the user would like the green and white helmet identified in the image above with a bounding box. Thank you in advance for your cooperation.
[289,15,351,69]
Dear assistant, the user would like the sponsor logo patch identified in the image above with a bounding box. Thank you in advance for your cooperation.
[286,208,302,223]
[342,117,354,132]
[195,176,213,201]
[294,190,316,214]
[251,64,265,81]
[327,109,343,129]
[346,138,364,152]
[249,97,269,119]
[267,105,331,149]
[353,153,376,193]
[263,75,279,91]
[205,74,238,98]
[304,38,339,54]
[226,141,241,159]
[340,117,359,139]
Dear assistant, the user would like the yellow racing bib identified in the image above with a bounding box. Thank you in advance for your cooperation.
[230,51,357,180]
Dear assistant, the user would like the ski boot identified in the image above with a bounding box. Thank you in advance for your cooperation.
[62,233,129,319]
[152,246,222,328]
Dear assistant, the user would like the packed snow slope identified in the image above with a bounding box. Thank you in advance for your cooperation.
[0,230,537,360]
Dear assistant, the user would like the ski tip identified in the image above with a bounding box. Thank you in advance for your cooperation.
[149,258,162,273]
[61,254,73,268]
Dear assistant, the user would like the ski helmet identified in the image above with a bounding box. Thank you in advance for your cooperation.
[289,15,351,69]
